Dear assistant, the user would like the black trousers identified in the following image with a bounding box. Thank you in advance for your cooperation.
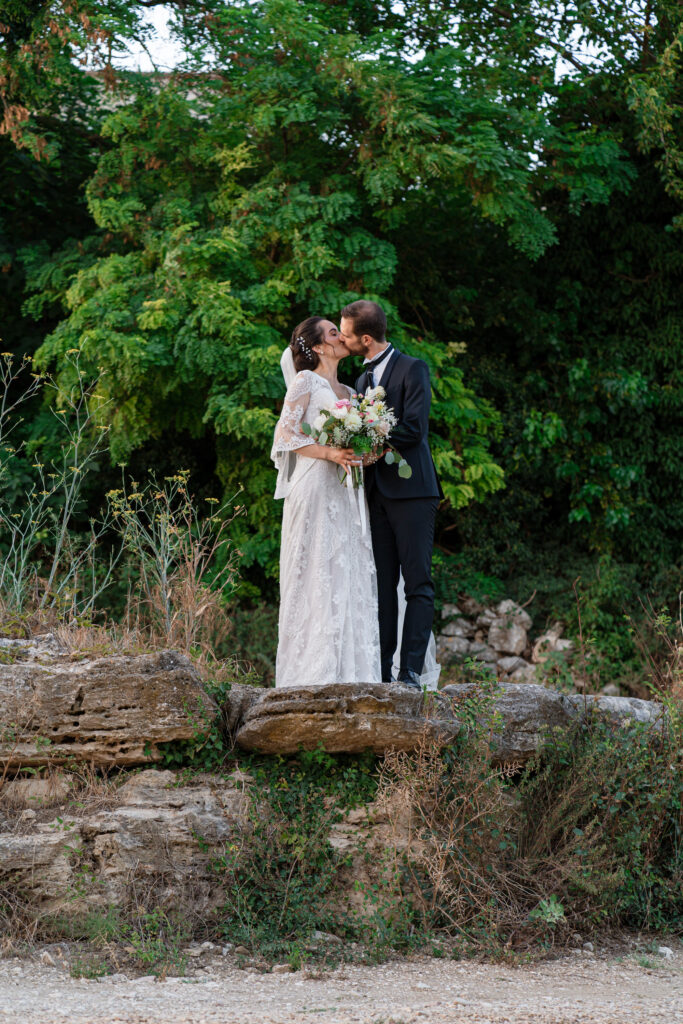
[367,491,439,682]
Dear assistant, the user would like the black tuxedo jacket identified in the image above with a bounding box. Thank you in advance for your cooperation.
[356,349,443,500]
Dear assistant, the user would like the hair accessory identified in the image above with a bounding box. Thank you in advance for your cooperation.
[296,335,313,360]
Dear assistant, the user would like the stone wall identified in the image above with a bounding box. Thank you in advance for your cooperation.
[436,597,575,685]
[0,637,666,925]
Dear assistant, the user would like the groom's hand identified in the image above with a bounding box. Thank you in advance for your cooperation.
[361,448,389,466]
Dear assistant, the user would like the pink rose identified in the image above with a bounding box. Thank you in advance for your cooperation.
[335,399,351,409]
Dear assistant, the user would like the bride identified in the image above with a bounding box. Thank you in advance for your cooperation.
[271,317,382,688]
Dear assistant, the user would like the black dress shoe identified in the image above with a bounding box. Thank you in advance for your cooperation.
[396,669,422,692]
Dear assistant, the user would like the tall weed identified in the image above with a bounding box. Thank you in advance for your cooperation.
[107,472,243,662]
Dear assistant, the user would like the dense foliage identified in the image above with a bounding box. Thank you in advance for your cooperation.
[1,1,681,626]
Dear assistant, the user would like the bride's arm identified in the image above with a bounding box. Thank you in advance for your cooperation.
[271,373,357,469]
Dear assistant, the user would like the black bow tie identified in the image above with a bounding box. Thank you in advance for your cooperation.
[365,347,392,386]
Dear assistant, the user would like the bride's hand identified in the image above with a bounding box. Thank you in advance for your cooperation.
[327,448,361,469]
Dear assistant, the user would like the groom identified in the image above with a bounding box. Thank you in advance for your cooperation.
[340,300,442,691]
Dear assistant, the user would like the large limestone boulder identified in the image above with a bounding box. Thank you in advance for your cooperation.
[0,636,214,769]
[226,680,665,760]
[564,692,665,729]
[228,682,460,754]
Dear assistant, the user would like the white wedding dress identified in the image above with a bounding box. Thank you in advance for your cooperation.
[271,368,382,688]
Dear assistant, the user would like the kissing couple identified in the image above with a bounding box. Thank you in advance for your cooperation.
[271,300,443,692]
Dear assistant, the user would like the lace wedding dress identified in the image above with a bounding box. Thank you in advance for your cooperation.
[271,368,382,688]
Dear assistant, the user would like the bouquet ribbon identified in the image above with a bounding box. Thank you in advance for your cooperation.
[344,466,367,536]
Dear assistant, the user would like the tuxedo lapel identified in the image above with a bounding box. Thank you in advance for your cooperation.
[378,348,401,392]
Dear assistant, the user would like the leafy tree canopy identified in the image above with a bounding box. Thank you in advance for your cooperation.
[2,1,682,581]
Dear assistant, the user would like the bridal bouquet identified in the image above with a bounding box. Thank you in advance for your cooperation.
[300,385,412,488]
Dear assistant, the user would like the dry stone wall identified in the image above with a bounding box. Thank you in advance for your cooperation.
[436,597,575,684]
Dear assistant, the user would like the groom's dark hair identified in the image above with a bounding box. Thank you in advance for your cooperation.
[341,300,386,342]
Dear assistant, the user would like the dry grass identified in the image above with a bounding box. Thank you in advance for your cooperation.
[0,602,249,689]
[0,702,38,794]
[0,762,123,832]
[54,621,157,658]
[0,888,40,954]
[375,731,547,947]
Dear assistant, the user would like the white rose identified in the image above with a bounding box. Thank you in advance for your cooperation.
[312,413,327,432]
[345,412,363,432]
[330,405,348,419]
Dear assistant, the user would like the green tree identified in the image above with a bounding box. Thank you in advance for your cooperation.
[5,0,682,600]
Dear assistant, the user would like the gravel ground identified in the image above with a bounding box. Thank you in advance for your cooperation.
[0,944,681,1024]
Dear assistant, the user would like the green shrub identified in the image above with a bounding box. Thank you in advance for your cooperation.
[433,549,505,611]
[229,601,279,688]
[213,746,379,958]
[518,705,683,932]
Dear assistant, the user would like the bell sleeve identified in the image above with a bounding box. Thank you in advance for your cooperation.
[271,372,316,499]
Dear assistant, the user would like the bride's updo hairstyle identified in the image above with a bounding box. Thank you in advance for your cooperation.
[290,317,325,372]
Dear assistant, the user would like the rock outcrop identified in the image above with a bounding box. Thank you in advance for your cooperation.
[443,682,571,763]
[228,682,460,754]
[564,692,665,729]
[226,680,664,760]
[1,632,664,768]
[0,685,666,920]
[0,636,214,770]
[0,769,246,914]
[443,683,665,765]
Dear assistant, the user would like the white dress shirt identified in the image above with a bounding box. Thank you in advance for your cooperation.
[363,345,394,387]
